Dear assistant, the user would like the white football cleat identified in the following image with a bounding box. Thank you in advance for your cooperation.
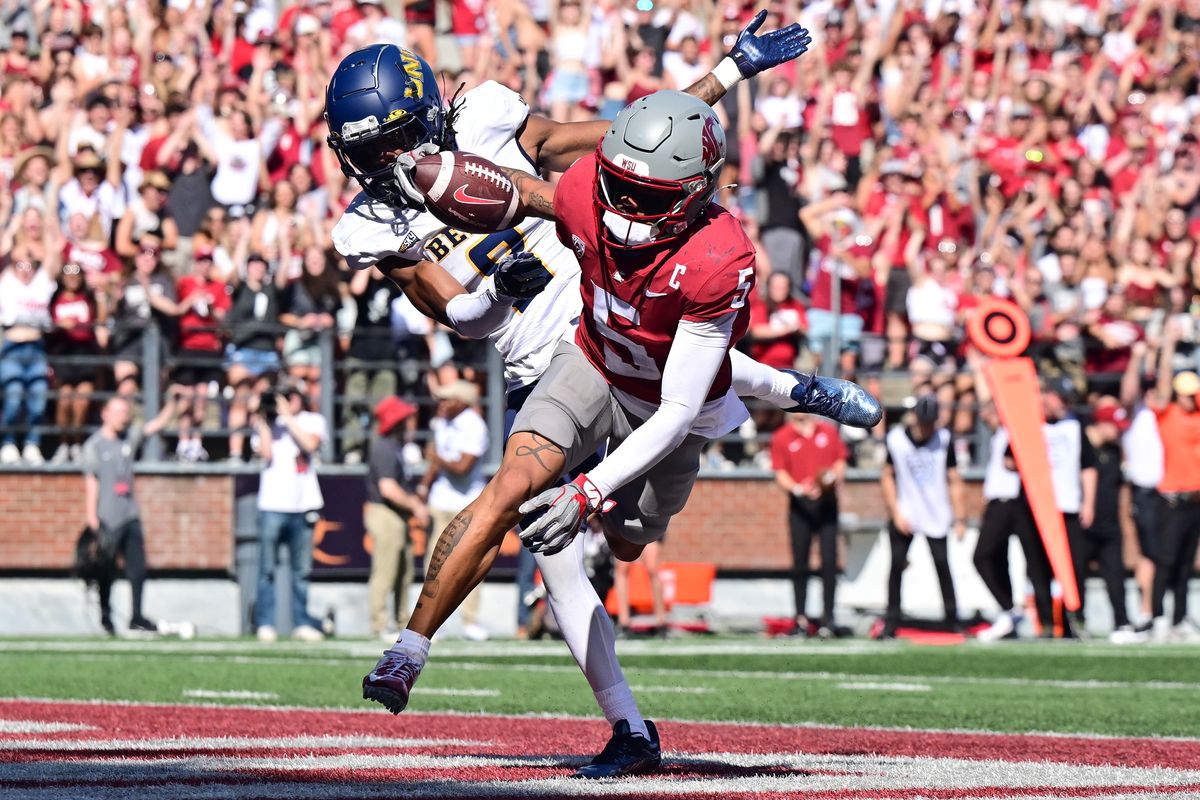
[976,612,1017,643]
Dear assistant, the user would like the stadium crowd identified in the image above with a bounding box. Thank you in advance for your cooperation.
[0,0,1198,470]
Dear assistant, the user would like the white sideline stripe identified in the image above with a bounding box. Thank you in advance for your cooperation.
[7,695,1200,745]
[836,681,932,693]
[3,751,1200,794]
[431,658,1200,693]
[418,688,500,697]
[0,719,95,734]
[7,637,1200,661]
[0,735,491,752]
[183,690,280,701]
[62,650,1199,694]
[628,685,713,694]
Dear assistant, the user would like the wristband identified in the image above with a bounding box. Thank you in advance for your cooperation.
[713,57,744,91]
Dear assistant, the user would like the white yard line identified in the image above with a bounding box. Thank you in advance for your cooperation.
[0,734,492,751]
[6,694,1200,745]
[2,751,1200,797]
[183,690,280,701]
[0,719,95,734]
[417,688,500,697]
[628,685,713,694]
[836,681,932,692]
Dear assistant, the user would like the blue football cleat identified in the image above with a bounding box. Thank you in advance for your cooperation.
[783,369,883,428]
[574,719,661,779]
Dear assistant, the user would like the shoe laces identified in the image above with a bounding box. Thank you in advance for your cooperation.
[374,654,420,681]
[594,728,651,763]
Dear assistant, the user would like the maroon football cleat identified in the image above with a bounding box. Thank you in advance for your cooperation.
[362,651,423,714]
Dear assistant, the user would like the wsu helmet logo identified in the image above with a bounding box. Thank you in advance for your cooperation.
[700,115,723,168]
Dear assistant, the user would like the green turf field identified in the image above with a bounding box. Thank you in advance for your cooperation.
[3,637,1198,739]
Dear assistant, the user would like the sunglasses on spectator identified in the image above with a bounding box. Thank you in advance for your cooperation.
[63,263,82,276]
[153,52,172,63]
[138,246,161,257]
[14,261,33,272]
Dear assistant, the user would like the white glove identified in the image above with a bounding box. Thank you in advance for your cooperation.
[517,475,615,555]
[392,142,441,208]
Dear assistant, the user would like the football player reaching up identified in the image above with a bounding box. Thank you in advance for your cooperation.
[363,90,882,777]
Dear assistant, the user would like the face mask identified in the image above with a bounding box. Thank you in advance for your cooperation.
[602,210,657,246]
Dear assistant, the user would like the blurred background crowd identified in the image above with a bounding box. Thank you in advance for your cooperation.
[1,0,1198,469]
[2,0,1199,471]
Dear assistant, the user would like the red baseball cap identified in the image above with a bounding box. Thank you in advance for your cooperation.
[1093,404,1131,432]
[375,396,418,435]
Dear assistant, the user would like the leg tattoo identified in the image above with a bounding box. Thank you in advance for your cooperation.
[420,510,473,604]
[514,434,563,474]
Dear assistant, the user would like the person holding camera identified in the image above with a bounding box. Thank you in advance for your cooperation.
[82,394,181,634]
[252,385,327,642]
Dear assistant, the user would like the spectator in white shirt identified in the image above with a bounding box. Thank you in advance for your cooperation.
[419,378,490,641]
[253,386,328,643]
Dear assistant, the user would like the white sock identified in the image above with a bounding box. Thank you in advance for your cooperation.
[389,629,431,666]
[594,680,649,738]
[728,349,802,408]
[535,536,648,738]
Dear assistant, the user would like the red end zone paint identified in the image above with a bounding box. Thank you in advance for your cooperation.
[2,700,1199,799]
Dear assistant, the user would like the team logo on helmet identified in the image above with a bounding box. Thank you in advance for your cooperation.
[700,115,722,168]
[400,50,425,99]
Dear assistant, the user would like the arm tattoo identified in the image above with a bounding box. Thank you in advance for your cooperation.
[501,167,557,219]
[514,433,564,474]
[685,74,726,107]
[419,509,472,603]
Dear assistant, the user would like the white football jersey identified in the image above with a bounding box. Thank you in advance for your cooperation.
[332,81,583,391]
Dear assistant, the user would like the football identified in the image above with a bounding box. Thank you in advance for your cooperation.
[412,151,525,234]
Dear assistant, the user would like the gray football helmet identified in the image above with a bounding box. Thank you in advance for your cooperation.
[597,90,727,248]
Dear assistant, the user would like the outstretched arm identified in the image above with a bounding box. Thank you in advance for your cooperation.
[519,10,811,172]
[500,166,557,220]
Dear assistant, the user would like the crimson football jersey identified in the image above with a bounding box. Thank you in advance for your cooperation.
[553,154,755,409]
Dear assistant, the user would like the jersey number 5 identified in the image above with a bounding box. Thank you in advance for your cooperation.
[592,284,662,380]
[731,267,754,310]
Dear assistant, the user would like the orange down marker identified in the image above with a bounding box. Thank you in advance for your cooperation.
[968,298,1080,612]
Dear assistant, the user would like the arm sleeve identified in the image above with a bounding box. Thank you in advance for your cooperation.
[444,276,516,339]
[586,313,735,498]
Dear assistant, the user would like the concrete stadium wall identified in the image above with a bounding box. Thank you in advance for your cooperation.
[0,470,988,573]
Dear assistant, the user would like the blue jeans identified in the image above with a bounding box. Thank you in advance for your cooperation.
[806,309,864,358]
[1,340,48,447]
[256,510,319,630]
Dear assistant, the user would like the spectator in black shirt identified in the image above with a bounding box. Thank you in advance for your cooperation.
[342,267,399,463]
[365,396,428,639]
[754,127,804,283]
[225,253,281,461]
[280,246,343,406]
[1080,402,1142,643]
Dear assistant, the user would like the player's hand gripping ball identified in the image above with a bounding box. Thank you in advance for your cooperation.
[493,251,551,300]
[411,151,526,234]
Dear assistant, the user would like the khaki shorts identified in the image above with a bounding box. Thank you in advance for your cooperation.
[511,341,704,545]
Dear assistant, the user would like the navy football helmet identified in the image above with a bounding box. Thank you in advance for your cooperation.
[325,44,450,206]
